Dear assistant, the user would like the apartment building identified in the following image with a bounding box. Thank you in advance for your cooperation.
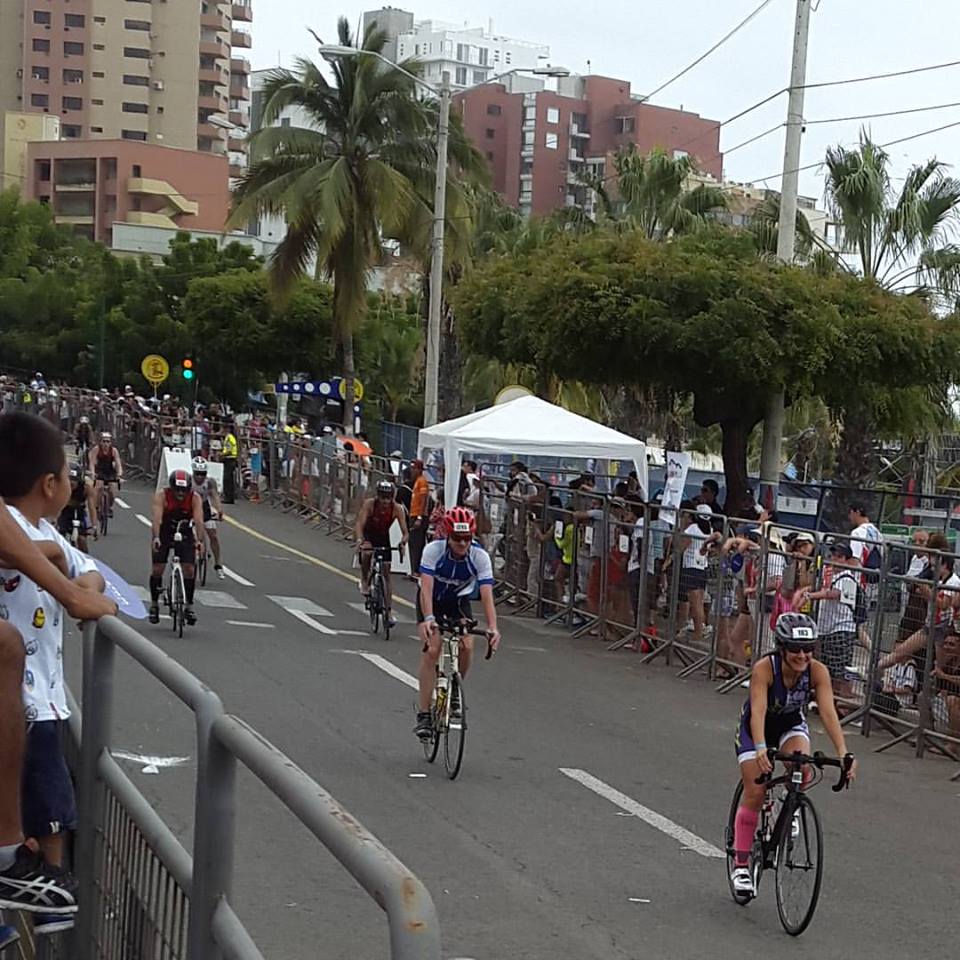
[0,1,253,175]
[456,74,723,218]
[362,8,549,89]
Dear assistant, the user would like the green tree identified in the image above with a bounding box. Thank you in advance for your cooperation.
[231,16,453,430]
[357,294,423,421]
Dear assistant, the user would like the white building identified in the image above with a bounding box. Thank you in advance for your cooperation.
[363,9,549,90]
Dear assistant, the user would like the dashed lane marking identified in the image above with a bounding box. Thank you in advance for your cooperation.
[267,596,332,617]
[225,620,277,629]
[114,497,130,509]
[338,650,419,690]
[222,565,255,587]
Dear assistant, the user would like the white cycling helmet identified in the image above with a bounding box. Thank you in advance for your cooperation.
[191,456,209,476]
[80,415,89,424]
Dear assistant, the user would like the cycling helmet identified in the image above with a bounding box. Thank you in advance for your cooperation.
[80,415,89,425]
[168,469,191,495]
[375,479,395,498]
[773,612,818,650]
[99,431,112,442]
[191,456,209,476]
[443,506,477,538]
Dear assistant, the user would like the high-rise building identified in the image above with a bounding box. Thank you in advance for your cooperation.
[456,73,723,219]
[362,8,548,90]
[0,1,253,175]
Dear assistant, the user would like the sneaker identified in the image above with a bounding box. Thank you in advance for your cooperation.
[0,845,79,915]
[184,605,197,626]
[791,811,801,839]
[730,865,755,897]
[0,925,19,951]
[34,913,75,935]
[450,688,462,719]
[215,565,226,581]
[414,712,433,741]
[148,603,160,624]
[387,615,398,629]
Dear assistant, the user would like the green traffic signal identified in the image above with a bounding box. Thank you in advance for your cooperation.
[183,358,194,380]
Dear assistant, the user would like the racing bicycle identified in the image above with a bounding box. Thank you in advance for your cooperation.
[422,616,495,780]
[97,481,110,537]
[163,520,192,638]
[365,545,403,640]
[724,748,854,935]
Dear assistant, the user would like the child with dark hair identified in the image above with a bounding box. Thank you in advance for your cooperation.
[0,413,106,934]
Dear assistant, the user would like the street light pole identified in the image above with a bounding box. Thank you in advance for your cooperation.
[423,71,450,428]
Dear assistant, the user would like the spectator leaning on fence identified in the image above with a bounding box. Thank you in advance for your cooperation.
[407,460,431,579]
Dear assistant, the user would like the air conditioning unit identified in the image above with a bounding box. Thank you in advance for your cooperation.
[16,68,22,78]
[153,80,164,90]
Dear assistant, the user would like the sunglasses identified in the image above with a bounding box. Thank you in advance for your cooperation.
[449,534,472,544]
[783,642,814,654]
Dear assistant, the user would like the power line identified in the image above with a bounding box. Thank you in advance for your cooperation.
[639,0,781,103]
[724,123,784,155]
[806,100,960,126]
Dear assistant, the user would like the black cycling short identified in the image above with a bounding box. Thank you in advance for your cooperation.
[57,505,88,537]
[152,529,196,566]
[95,470,117,484]
[415,591,472,625]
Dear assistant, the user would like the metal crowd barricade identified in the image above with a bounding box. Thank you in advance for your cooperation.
[75,616,441,960]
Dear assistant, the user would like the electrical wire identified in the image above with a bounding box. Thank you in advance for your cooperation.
[639,0,781,103]
[805,100,960,126]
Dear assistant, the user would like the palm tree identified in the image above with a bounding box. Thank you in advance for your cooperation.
[230,17,447,430]
[822,129,960,492]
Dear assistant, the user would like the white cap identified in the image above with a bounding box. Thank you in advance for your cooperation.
[695,503,713,516]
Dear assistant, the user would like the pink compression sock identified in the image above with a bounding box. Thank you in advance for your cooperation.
[733,806,759,866]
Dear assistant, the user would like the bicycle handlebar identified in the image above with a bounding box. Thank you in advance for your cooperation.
[756,749,854,792]
[434,616,497,659]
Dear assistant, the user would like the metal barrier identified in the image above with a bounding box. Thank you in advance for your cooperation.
[74,616,441,960]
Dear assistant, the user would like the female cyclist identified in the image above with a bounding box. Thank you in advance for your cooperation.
[730,612,857,896]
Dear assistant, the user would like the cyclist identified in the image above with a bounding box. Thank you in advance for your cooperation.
[730,612,857,896]
[191,456,225,580]
[414,506,501,740]
[355,479,409,628]
[74,415,92,461]
[89,431,123,519]
[148,469,205,625]
[55,464,98,553]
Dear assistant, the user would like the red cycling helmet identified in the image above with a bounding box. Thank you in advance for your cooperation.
[444,506,476,538]
[168,469,191,495]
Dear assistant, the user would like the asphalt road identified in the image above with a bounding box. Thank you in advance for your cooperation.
[65,480,960,960]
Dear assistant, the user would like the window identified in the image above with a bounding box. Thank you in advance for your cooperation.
[156,105,163,114]
[132,164,142,177]
[479,47,489,66]
[37,161,51,182]
[93,71,105,78]
[456,43,466,61]
[547,107,560,124]
[32,39,50,53]
[30,94,49,108]
[32,66,50,80]
[124,19,151,30]
[122,101,148,113]
[455,66,467,86]
[123,47,151,59]
[486,103,501,116]
[520,159,533,175]
[64,13,85,27]
[673,148,689,159]
[64,42,84,56]
[572,111,588,131]
[63,69,83,84]
[522,130,534,146]
[472,70,486,85]
[62,124,81,138]
[91,126,103,133]
[615,116,635,134]
[93,16,106,23]
[485,128,495,139]
[62,96,83,110]
[33,10,51,24]
[92,98,103,105]
[122,129,147,141]
[123,74,149,86]
[545,132,558,149]
[93,44,105,51]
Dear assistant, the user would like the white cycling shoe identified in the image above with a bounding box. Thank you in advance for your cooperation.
[731,866,755,897]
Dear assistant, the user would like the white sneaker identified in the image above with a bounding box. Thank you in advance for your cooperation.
[684,619,695,632]
[731,866,755,896]
[791,811,801,839]
[215,566,226,580]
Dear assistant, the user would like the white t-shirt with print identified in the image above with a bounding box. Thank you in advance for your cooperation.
[1,505,96,722]
[682,523,709,570]
[628,518,644,574]
[850,522,882,566]
[816,566,858,635]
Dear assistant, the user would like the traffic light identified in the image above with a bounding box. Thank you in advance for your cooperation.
[182,358,194,381]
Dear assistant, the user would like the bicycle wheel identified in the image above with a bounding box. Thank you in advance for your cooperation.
[172,571,185,638]
[199,550,208,587]
[725,781,764,905]
[422,678,443,763]
[774,793,823,936]
[443,673,466,780]
[99,490,109,537]
[377,574,391,641]
[369,576,382,635]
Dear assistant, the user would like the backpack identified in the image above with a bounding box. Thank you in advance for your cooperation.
[864,543,882,570]
[853,581,869,625]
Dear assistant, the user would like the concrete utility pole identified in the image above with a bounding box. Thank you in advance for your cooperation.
[423,71,451,428]
[758,0,812,511]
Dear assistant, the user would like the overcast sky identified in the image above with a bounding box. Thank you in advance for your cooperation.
[251,0,960,206]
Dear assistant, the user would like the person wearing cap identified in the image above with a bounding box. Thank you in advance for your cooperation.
[407,460,431,579]
[666,502,723,645]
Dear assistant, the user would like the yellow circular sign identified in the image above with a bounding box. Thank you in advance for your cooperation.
[337,378,364,401]
[141,354,170,386]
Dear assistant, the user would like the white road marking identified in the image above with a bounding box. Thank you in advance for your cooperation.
[195,589,247,610]
[267,596,332,617]
[135,513,151,528]
[558,768,725,860]
[222,566,255,587]
[260,554,310,564]
[347,601,410,622]
[339,649,419,690]
[114,497,130,509]
[225,620,277,629]
[285,607,338,635]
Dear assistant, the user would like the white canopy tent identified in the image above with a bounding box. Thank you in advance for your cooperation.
[418,396,648,508]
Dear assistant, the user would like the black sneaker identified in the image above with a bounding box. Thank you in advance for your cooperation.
[0,845,79,915]
[184,605,197,625]
[414,712,433,740]
[148,603,160,624]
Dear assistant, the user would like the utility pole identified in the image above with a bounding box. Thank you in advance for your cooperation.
[758,0,811,512]
[423,71,451,428]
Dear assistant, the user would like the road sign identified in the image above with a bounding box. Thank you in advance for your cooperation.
[336,377,364,402]
[141,354,169,386]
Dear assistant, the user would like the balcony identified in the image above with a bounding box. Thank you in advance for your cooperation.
[56,213,95,225]
[198,66,227,85]
[229,161,246,178]
[231,28,252,48]
[198,93,226,111]
[199,39,229,59]
[55,180,96,192]
[127,177,199,215]
[229,108,249,128]
[197,122,227,140]
[228,134,246,152]
[231,2,253,22]
[570,123,590,138]
[230,57,251,75]
[230,82,250,101]
[201,10,230,31]
[126,210,178,229]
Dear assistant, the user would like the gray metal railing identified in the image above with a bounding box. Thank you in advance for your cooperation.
[74,616,441,960]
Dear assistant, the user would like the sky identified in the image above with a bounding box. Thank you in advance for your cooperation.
[250,0,960,207]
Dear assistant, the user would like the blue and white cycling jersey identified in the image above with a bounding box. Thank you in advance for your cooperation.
[419,539,494,604]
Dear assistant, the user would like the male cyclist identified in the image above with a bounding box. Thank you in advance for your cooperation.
[89,432,123,519]
[74,416,92,461]
[55,464,98,553]
[730,612,857,897]
[148,469,205,625]
[415,506,501,740]
[191,457,225,580]
[355,479,408,628]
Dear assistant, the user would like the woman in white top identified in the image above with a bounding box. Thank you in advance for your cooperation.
[666,502,722,646]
